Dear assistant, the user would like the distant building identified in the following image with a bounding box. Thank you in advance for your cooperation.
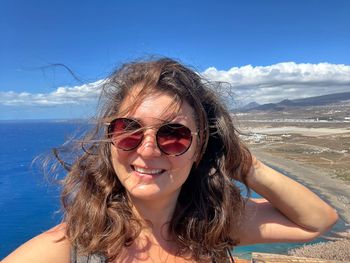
[315,117,333,122]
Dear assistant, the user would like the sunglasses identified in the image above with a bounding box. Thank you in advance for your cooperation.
[107,118,198,156]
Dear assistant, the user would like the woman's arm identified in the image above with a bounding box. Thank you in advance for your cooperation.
[2,224,71,263]
[238,157,338,245]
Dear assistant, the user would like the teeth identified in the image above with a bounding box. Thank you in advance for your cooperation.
[133,166,163,175]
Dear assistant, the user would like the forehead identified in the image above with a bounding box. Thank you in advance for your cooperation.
[119,89,196,126]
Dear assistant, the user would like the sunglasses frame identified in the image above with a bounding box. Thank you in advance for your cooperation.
[106,117,198,156]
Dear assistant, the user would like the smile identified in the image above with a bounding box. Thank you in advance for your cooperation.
[131,165,165,175]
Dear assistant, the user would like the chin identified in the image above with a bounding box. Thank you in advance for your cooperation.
[128,185,163,200]
[127,184,180,202]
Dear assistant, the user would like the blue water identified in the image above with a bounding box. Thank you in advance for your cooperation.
[0,121,346,259]
[0,121,82,258]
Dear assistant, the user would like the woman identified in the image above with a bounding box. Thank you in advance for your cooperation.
[3,58,338,263]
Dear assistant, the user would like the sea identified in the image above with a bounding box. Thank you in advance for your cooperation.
[0,121,346,259]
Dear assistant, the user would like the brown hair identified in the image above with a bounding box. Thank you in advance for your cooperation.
[60,57,252,262]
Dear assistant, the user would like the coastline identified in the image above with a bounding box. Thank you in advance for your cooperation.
[253,149,350,225]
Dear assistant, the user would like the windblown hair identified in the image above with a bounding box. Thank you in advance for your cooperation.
[60,57,252,262]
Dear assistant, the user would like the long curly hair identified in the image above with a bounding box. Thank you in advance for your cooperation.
[59,57,252,262]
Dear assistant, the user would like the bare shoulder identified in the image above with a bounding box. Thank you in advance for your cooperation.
[2,223,71,263]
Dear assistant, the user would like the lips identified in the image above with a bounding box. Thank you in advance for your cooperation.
[131,165,165,176]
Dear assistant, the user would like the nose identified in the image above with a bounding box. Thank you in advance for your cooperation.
[136,130,162,157]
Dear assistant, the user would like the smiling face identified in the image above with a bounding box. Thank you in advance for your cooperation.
[110,89,198,203]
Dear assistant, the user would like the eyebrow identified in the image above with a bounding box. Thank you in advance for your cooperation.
[128,115,188,125]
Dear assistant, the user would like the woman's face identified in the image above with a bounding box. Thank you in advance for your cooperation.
[110,89,198,203]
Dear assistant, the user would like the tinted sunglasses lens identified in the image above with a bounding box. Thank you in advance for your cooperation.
[157,124,192,155]
[110,118,143,150]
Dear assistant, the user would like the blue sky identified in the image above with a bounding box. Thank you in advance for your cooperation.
[1,0,349,120]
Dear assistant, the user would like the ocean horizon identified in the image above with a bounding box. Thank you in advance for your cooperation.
[0,121,344,259]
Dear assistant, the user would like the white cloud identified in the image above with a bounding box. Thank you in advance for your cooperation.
[1,62,350,107]
[0,80,104,106]
[202,62,350,104]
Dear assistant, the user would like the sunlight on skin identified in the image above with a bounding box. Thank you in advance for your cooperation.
[110,89,198,219]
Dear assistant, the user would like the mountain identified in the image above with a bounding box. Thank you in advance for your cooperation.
[241,101,260,110]
[242,92,350,112]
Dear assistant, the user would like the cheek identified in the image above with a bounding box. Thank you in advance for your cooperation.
[168,159,195,192]
[169,150,196,178]
[110,146,130,176]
